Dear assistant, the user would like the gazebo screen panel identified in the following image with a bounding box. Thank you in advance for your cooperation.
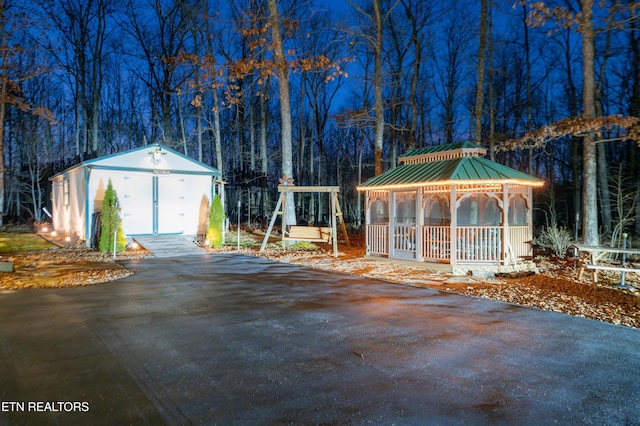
[366,190,389,256]
[509,194,532,259]
[455,194,502,263]
[457,194,501,226]
[420,193,451,260]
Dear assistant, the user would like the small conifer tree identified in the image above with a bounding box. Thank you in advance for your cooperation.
[206,194,225,248]
[99,179,126,253]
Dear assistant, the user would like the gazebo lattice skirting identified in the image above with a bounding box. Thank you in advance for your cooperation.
[358,142,544,275]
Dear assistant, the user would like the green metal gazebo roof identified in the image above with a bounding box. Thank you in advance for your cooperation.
[358,155,544,189]
[398,141,485,158]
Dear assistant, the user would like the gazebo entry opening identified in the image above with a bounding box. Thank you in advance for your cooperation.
[358,142,543,275]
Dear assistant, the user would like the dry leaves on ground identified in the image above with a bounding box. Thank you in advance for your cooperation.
[0,248,144,290]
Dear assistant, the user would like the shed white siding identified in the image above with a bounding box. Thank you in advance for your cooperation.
[50,144,221,246]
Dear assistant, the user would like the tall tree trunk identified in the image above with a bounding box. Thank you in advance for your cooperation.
[581,0,598,245]
[213,88,223,175]
[561,26,582,235]
[631,19,640,236]
[373,0,384,176]
[523,2,533,172]
[195,52,202,162]
[596,143,611,235]
[200,0,222,174]
[594,8,616,237]
[405,2,420,151]
[487,5,495,161]
[0,60,5,228]
[260,92,268,219]
[267,0,295,225]
[0,3,8,227]
[473,0,488,147]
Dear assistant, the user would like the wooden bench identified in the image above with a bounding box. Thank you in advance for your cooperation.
[573,244,640,287]
[582,263,640,283]
[284,225,332,243]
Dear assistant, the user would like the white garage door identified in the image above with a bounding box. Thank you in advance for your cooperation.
[121,174,153,235]
[156,175,185,234]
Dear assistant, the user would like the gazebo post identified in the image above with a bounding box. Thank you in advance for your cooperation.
[330,191,338,257]
[502,184,510,265]
[526,186,534,258]
[365,190,370,256]
[416,187,423,261]
[450,184,458,266]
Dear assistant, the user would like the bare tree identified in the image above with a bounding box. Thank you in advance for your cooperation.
[473,0,489,148]
[514,1,640,245]
[267,0,296,224]
[400,0,435,151]
[349,0,399,175]
[0,0,49,226]
[122,0,191,147]
[37,0,114,156]
[431,7,474,145]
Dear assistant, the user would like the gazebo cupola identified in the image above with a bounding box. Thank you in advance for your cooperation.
[357,142,544,275]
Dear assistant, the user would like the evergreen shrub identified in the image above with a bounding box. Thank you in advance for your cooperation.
[99,179,126,253]
[206,194,225,248]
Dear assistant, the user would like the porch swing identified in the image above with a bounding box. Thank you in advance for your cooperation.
[259,184,350,257]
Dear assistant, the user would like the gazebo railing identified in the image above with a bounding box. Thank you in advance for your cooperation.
[367,224,389,256]
[422,226,451,260]
[456,226,502,262]
[371,224,531,264]
[509,226,532,259]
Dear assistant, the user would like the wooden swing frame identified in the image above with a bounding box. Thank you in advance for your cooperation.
[259,185,350,257]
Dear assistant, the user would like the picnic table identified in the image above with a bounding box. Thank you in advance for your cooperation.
[573,243,640,287]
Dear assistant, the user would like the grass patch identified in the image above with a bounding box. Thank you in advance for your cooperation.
[223,230,261,248]
[0,232,57,253]
[274,240,321,251]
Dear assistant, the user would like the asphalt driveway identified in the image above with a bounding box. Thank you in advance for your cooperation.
[1,253,639,425]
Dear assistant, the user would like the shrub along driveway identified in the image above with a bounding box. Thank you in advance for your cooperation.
[1,253,639,424]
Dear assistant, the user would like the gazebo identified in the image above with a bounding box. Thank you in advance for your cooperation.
[357,142,544,275]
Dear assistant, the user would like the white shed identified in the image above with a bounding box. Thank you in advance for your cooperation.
[50,144,223,246]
